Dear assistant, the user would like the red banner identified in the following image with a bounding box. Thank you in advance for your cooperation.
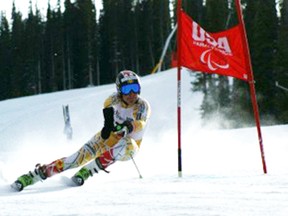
[180,11,250,81]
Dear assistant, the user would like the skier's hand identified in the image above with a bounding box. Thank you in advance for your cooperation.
[101,107,114,139]
[114,121,133,137]
[114,124,129,137]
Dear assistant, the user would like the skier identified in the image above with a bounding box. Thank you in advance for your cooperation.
[11,70,151,191]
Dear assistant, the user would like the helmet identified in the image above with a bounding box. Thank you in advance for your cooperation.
[116,70,141,95]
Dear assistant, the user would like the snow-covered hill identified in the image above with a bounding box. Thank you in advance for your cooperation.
[0,69,288,216]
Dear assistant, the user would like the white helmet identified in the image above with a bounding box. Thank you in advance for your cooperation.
[116,70,141,95]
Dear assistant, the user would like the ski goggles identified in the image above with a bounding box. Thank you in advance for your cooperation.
[121,83,140,95]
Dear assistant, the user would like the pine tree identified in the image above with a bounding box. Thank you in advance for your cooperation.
[99,0,136,82]
[196,0,231,127]
[250,0,278,124]
[135,0,155,75]
[228,0,255,127]
[23,3,44,95]
[72,0,97,87]
[63,0,76,89]
[114,0,134,74]
[152,0,172,72]
[182,0,204,23]
[43,2,62,92]
[0,13,11,100]
[98,0,119,83]
[275,0,288,122]
[10,3,25,97]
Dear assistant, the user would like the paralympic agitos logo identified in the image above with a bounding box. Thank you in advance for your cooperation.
[192,21,232,71]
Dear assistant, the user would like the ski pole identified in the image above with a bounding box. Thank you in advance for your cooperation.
[130,154,143,179]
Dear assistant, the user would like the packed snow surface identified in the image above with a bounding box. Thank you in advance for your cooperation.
[0,69,288,216]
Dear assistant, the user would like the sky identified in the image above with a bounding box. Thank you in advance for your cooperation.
[0,0,102,20]
[0,68,288,215]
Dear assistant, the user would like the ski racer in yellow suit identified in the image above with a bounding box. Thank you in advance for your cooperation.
[11,70,151,191]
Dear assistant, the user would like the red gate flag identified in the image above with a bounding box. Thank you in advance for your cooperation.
[180,11,250,81]
[176,0,267,175]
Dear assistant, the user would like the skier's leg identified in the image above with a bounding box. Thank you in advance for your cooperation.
[111,137,139,161]
[44,135,103,176]
[11,133,104,191]
[71,149,115,185]
[37,133,104,177]
[72,137,139,186]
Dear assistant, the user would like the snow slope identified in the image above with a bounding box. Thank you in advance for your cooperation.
[0,68,288,216]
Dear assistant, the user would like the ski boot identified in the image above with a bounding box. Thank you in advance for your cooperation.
[11,164,47,191]
[71,167,91,186]
[71,157,109,186]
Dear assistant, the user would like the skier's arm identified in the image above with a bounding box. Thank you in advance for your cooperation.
[100,107,114,139]
[100,96,115,139]
[126,100,151,134]
[103,95,151,137]
[130,119,147,133]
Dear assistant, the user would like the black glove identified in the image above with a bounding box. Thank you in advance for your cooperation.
[113,121,133,137]
[101,107,114,139]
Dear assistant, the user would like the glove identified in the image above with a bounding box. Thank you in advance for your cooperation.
[113,121,133,137]
[101,107,114,139]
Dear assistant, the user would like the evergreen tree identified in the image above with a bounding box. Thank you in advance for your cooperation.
[195,0,231,127]
[135,0,155,75]
[43,2,61,92]
[275,0,288,122]
[73,0,97,87]
[228,0,255,127]
[114,0,134,73]
[98,0,112,84]
[98,0,117,83]
[43,0,69,92]
[63,0,76,89]
[152,0,172,72]
[23,3,44,95]
[10,3,25,97]
[250,0,278,124]
[135,0,172,75]
[0,13,11,100]
[182,0,204,23]
[99,0,135,82]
